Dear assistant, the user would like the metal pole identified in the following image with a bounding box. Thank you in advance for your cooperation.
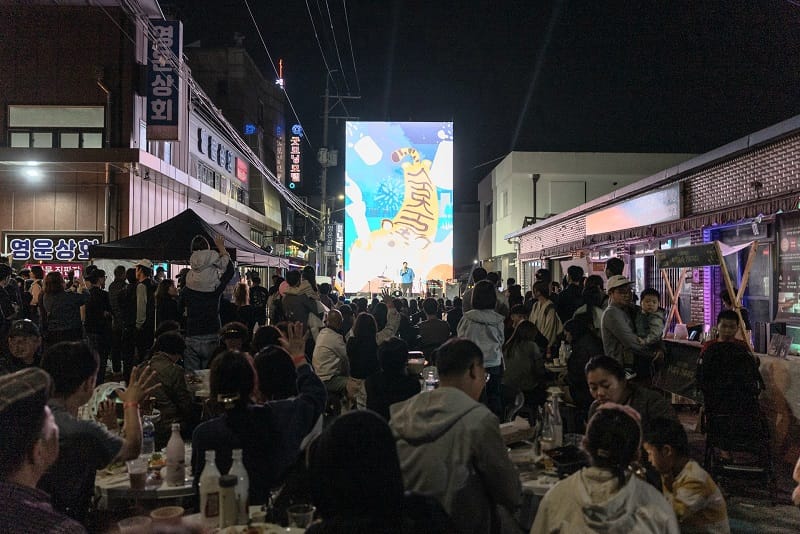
[318,75,330,278]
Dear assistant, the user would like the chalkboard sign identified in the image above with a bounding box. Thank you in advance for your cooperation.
[654,243,721,268]
[655,340,703,402]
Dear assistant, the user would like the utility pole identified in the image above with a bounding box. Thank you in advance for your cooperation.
[317,70,359,283]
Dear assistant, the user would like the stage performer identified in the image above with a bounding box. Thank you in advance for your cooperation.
[399,262,415,297]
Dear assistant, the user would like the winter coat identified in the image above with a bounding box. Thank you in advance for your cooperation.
[456,309,505,368]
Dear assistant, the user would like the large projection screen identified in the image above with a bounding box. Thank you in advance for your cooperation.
[344,121,453,295]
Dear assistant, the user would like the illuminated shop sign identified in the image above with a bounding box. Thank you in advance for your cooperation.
[235,158,249,183]
[146,20,182,141]
[288,124,303,189]
[4,234,102,262]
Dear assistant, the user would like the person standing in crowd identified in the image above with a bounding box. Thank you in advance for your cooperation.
[399,261,415,297]
[249,274,269,327]
[40,271,89,348]
[179,235,235,371]
[134,259,157,363]
[83,269,112,383]
[486,271,510,316]
[27,266,44,325]
[232,282,256,332]
[528,281,563,358]
[38,342,159,524]
[457,280,506,419]
[0,320,42,375]
[390,338,521,534]
[532,405,679,533]
[461,267,487,314]
[120,268,139,382]
[107,266,127,377]
[0,264,17,354]
[556,265,585,323]
[446,296,463,336]
[0,368,87,533]
[601,275,648,375]
[563,314,604,415]
[154,278,179,328]
[502,320,548,411]
[719,287,751,333]
[605,257,625,279]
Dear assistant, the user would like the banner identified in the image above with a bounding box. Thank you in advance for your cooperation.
[344,122,453,293]
[777,213,800,320]
[147,20,182,140]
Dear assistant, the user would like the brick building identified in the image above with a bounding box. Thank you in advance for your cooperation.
[505,114,800,332]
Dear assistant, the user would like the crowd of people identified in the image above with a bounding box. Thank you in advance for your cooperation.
[0,249,783,533]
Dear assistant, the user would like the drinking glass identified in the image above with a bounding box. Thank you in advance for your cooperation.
[126,457,148,490]
[287,503,316,528]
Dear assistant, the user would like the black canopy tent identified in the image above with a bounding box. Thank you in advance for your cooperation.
[88,209,289,268]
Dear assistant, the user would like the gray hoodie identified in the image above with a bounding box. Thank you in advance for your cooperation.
[456,309,505,368]
[390,387,521,534]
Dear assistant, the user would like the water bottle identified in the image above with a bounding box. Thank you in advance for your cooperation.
[540,402,555,451]
[229,449,250,525]
[199,450,221,529]
[165,423,185,486]
[141,415,155,456]
[424,369,438,391]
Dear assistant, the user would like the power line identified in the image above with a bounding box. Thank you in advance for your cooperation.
[324,0,351,94]
[99,4,319,220]
[304,0,338,90]
[242,0,314,151]
[341,0,361,95]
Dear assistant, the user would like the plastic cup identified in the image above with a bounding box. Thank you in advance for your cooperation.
[126,457,148,490]
[118,515,151,533]
[287,503,316,528]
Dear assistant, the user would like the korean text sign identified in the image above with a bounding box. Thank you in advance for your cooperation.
[147,20,182,140]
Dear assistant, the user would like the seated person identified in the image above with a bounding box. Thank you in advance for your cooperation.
[149,331,195,448]
[38,342,158,523]
[254,345,298,401]
[532,405,679,533]
[191,323,326,507]
[251,325,287,353]
[417,298,451,360]
[644,418,729,533]
[365,337,421,420]
[0,369,86,533]
[563,315,603,414]
[211,322,251,360]
[0,319,42,375]
[696,310,763,416]
[307,410,453,534]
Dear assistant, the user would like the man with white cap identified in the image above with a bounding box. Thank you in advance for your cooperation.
[601,275,648,376]
[0,368,86,533]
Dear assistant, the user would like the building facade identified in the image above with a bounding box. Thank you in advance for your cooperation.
[0,2,288,272]
[505,115,800,334]
[478,151,694,283]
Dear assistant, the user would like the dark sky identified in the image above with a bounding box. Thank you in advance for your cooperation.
[165,0,800,202]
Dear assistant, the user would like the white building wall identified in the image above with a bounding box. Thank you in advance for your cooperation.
[481,151,696,262]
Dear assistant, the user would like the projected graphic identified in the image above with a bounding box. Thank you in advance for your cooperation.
[344,122,453,294]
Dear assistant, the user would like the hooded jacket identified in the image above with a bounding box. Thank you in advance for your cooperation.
[456,309,505,368]
[389,387,521,534]
[531,467,679,534]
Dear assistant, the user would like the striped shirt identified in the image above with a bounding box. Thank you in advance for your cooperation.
[0,481,86,533]
[663,460,730,534]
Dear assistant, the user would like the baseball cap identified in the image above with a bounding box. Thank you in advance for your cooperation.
[606,275,633,291]
[135,259,153,270]
[8,319,41,338]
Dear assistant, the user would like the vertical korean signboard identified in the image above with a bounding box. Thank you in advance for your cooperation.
[147,20,182,141]
[778,213,800,320]
[344,122,454,294]
[287,124,303,189]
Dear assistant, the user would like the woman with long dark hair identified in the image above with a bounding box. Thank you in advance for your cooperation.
[154,278,179,327]
[532,405,679,533]
[40,271,89,347]
[347,312,380,380]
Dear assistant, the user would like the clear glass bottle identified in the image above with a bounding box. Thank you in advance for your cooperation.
[549,390,563,448]
[165,423,185,486]
[141,415,155,456]
[229,448,249,525]
[540,401,555,451]
[199,450,221,529]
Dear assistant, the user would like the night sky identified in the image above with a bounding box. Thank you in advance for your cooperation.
[165,0,800,202]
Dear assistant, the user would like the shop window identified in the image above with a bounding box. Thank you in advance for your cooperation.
[10,132,29,147]
[9,105,104,128]
[32,132,53,148]
[82,133,102,148]
[60,133,80,148]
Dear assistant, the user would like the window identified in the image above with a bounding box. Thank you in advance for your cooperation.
[8,105,104,149]
[502,191,508,218]
[484,202,493,227]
